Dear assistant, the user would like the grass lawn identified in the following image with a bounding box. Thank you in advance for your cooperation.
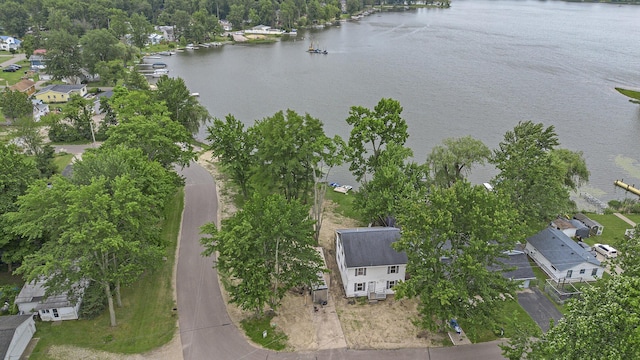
[623,213,640,225]
[29,188,184,359]
[460,299,541,343]
[581,213,631,249]
[240,314,288,351]
[324,187,365,224]
[0,60,33,85]
[53,153,75,173]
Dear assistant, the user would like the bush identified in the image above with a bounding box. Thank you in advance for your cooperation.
[79,281,107,319]
[48,123,82,142]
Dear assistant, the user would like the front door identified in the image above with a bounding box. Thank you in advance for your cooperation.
[368,281,376,293]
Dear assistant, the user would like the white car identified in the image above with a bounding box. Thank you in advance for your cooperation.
[594,243,618,258]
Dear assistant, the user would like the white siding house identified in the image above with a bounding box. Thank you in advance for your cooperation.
[15,280,85,321]
[0,36,21,51]
[525,227,603,282]
[0,315,36,360]
[335,227,407,298]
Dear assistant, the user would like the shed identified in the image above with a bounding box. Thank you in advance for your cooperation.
[573,213,604,236]
[312,247,329,304]
[15,279,85,321]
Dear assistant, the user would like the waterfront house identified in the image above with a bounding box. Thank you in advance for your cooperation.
[34,84,87,104]
[525,227,603,282]
[335,227,407,298]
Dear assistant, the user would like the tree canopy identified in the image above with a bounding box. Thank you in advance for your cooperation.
[394,180,521,330]
[201,193,324,314]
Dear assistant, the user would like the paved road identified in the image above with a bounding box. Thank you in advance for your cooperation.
[176,161,506,360]
[517,288,563,333]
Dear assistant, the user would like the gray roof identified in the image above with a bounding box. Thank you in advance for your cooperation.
[35,84,85,96]
[497,251,536,280]
[526,227,601,271]
[573,213,602,228]
[15,280,77,310]
[337,227,407,267]
[0,315,33,359]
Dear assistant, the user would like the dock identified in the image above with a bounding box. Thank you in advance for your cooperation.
[614,180,640,197]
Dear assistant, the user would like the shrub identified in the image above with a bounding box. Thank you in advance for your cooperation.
[79,281,107,319]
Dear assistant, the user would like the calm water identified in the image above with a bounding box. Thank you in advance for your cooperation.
[161,0,640,203]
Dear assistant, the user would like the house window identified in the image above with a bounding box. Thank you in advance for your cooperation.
[579,269,585,275]
[592,268,598,276]
[386,280,397,289]
[52,308,59,318]
[355,267,366,276]
[566,270,573,278]
[354,283,365,292]
[387,265,399,274]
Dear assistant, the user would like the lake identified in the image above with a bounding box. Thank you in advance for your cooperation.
[159,0,640,204]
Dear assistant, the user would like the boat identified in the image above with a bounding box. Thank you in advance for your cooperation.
[152,62,167,68]
[144,55,161,59]
[333,185,353,194]
[190,92,200,97]
[158,51,174,56]
[307,42,328,54]
[151,68,169,78]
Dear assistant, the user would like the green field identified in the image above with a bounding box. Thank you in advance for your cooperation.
[53,153,75,173]
[29,188,184,359]
[460,299,541,343]
[582,213,633,249]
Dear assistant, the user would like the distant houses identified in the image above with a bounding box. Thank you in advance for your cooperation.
[34,84,87,104]
[0,36,21,51]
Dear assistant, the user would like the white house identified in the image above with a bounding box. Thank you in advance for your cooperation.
[0,36,21,51]
[148,33,163,45]
[0,315,36,360]
[15,279,85,321]
[525,227,603,282]
[335,227,407,298]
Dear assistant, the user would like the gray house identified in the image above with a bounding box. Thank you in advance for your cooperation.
[335,227,407,298]
[15,279,85,321]
[0,315,36,360]
[525,227,603,282]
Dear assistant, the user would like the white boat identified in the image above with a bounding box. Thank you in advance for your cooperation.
[333,185,353,194]
[190,92,200,97]
[151,69,169,78]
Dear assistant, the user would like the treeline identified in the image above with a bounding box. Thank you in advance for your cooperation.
[0,77,207,327]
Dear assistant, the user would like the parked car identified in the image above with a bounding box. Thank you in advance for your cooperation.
[2,66,17,72]
[9,64,21,69]
[594,243,618,258]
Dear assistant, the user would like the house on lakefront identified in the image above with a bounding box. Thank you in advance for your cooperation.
[335,227,407,299]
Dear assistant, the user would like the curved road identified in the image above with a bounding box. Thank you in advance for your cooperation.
[177,163,505,360]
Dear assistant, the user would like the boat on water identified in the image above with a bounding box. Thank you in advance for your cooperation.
[158,51,176,56]
[307,42,328,54]
[151,68,169,78]
[152,62,167,68]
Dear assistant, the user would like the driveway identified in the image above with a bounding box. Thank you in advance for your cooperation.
[517,288,563,332]
[176,161,506,360]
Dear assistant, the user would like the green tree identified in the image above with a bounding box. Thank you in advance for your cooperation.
[251,109,333,203]
[44,30,83,83]
[0,1,30,37]
[355,143,428,226]
[95,60,126,87]
[206,114,255,198]
[227,4,245,30]
[201,193,325,314]
[346,98,408,182]
[19,34,39,58]
[0,144,39,271]
[80,29,123,75]
[427,136,491,188]
[155,76,211,135]
[13,175,166,327]
[0,90,32,122]
[551,148,590,190]
[526,276,640,359]
[104,113,196,168]
[129,13,152,48]
[61,94,97,142]
[394,181,521,331]
[490,121,573,231]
